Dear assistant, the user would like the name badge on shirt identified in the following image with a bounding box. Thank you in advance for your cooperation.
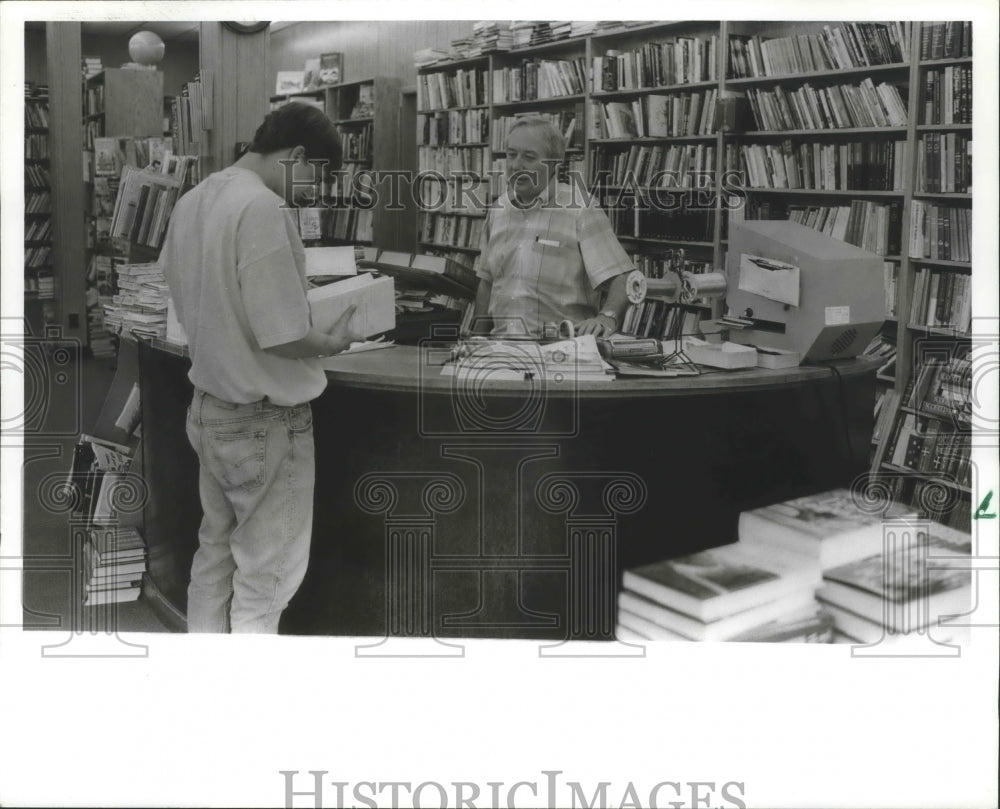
[535,237,561,248]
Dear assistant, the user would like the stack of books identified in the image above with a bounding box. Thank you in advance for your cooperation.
[82,55,103,79]
[816,522,972,646]
[617,543,823,642]
[472,21,512,53]
[82,525,147,606]
[104,261,169,340]
[414,48,451,69]
[510,21,536,49]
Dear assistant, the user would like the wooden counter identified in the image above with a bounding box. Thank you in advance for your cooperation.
[138,340,878,639]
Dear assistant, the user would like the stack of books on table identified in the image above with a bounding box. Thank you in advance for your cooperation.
[82,525,147,606]
[617,542,824,642]
[472,21,512,53]
[618,487,935,643]
[816,521,972,647]
[104,261,169,340]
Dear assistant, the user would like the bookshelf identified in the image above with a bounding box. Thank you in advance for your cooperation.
[413,20,974,527]
[82,67,165,356]
[270,77,409,250]
[25,84,54,305]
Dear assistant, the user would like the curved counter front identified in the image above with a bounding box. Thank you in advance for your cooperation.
[138,342,878,639]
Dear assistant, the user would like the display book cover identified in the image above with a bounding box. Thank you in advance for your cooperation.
[816,521,972,630]
[621,541,822,624]
[738,488,918,570]
[306,272,395,339]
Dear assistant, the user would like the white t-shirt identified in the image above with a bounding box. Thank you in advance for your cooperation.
[159,167,326,406]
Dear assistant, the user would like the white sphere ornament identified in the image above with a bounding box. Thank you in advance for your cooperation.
[128,31,166,66]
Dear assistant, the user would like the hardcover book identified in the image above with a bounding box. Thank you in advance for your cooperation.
[618,588,818,641]
[622,543,821,622]
[817,524,972,631]
[307,272,395,340]
[738,488,917,569]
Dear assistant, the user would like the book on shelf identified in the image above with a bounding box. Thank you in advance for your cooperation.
[744,78,907,131]
[919,22,972,61]
[908,201,971,263]
[621,542,822,624]
[738,488,917,571]
[307,272,395,339]
[922,65,972,125]
[816,522,972,636]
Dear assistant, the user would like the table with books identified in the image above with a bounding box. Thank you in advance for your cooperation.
[136,340,880,639]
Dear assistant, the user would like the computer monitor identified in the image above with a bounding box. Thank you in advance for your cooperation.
[725,219,886,362]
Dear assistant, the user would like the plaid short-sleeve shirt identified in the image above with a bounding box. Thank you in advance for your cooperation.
[474,182,633,336]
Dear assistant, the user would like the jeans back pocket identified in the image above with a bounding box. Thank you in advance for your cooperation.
[210,429,267,493]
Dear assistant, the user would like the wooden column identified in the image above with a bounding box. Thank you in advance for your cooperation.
[198,23,269,173]
[46,22,86,342]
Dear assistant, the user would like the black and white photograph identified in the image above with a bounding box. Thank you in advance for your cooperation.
[1,2,997,807]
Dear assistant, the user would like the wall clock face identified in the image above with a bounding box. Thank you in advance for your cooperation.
[222,21,270,34]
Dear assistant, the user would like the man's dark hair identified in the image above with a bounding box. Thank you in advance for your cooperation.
[249,102,343,176]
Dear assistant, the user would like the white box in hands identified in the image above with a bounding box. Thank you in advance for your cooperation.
[306,273,395,339]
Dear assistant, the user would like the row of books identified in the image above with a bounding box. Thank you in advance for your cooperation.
[622,299,703,340]
[84,83,106,116]
[784,200,902,257]
[25,163,50,188]
[416,68,488,112]
[491,58,588,103]
[865,330,896,377]
[82,525,147,606]
[418,145,492,177]
[339,124,372,161]
[25,98,50,128]
[593,36,719,91]
[25,133,49,159]
[907,353,971,422]
[103,260,169,341]
[491,111,581,151]
[727,23,909,79]
[728,139,907,191]
[619,488,970,646]
[915,133,971,194]
[591,144,717,189]
[24,218,52,242]
[83,118,104,151]
[909,268,972,333]
[93,135,173,178]
[909,201,971,263]
[919,22,972,60]
[419,212,485,250]
[109,166,181,250]
[744,79,908,132]
[24,245,52,268]
[24,271,55,299]
[888,412,971,486]
[171,75,208,159]
[26,192,51,214]
[872,386,899,446]
[922,66,972,126]
[882,262,899,318]
[296,206,375,243]
[416,178,490,214]
[590,91,719,139]
[417,109,490,147]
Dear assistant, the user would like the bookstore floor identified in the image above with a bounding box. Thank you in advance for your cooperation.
[21,351,171,633]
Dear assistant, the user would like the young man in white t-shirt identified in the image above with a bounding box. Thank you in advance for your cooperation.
[159,103,362,633]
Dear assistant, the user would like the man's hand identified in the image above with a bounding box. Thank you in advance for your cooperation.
[575,314,617,338]
[322,304,364,356]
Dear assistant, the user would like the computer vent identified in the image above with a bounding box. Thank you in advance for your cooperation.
[831,328,858,356]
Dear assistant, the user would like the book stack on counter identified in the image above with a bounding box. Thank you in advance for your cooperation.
[472,21,513,53]
[83,525,147,606]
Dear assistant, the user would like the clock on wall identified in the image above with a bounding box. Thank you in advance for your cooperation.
[222,21,270,35]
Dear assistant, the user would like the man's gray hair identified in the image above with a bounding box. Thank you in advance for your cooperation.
[506,116,566,161]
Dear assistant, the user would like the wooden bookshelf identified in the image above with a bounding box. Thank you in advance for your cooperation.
[272,76,411,250]
[24,86,54,305]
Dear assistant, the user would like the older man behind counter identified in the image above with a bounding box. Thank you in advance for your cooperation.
[469,117,634,339]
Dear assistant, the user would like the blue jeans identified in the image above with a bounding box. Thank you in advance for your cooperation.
[184,389,315,633]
